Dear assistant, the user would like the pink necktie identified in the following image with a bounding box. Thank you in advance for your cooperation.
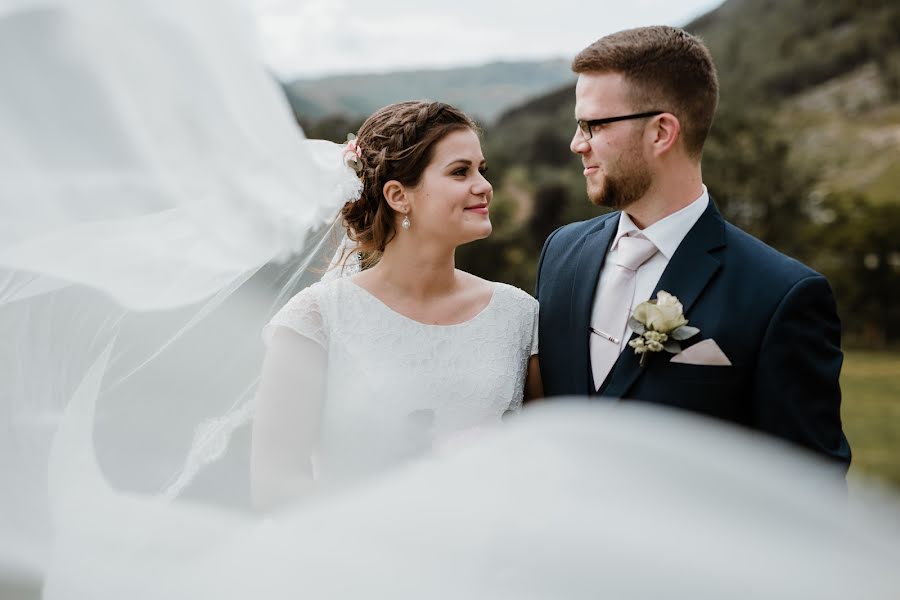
[590,234,658,390]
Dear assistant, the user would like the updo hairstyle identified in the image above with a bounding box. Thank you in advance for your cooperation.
[340,100,478,268]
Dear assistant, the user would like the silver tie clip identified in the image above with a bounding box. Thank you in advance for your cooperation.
[590,327,620,344]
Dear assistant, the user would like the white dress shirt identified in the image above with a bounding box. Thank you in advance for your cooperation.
[593,186,710,353]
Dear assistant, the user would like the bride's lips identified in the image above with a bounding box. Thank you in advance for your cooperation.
[464,203,489,215]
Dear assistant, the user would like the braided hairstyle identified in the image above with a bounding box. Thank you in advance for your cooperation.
[340,101,478,268]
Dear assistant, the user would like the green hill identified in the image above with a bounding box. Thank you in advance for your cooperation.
[284,59,576,124]
[686,0,900,100]
[686,0,900,202]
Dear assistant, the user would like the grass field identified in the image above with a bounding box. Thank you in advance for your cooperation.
[841,350,900,488]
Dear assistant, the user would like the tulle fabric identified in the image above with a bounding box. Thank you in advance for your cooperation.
[0,0,359,580]
[1,1,900,599]
[31,401,900,599]
[0,0,359,309]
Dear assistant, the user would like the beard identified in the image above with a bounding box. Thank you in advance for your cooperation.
[587,147,652,210]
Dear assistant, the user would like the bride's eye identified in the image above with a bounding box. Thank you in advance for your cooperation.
[479,166,488,175]
[452,167,468,176]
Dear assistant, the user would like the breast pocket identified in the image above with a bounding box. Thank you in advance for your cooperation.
[647,361,746,421]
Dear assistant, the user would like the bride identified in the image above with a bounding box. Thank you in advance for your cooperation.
[252,100,542,508]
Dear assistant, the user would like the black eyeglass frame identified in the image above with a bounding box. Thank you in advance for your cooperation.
[576,111,664,140]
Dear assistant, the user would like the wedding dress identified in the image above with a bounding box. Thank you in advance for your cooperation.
[261,277,538,489]
[2,1,900,599]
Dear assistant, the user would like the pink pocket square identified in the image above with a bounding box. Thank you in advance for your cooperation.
[670,339,732,366]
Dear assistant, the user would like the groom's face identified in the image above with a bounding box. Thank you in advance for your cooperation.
[571,72,652,209]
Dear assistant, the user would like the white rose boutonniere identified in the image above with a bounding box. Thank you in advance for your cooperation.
[628,291,700,367]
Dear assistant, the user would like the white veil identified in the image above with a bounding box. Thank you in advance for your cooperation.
[0,0,360,577]
[2,1,900,598]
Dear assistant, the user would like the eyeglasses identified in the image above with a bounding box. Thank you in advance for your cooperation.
[576,111,664,140]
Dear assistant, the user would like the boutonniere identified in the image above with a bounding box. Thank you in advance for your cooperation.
[628,291,699,367]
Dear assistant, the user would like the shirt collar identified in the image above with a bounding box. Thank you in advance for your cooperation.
[611,186,710,260]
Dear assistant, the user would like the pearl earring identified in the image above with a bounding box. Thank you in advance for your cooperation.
[401,214,410,229]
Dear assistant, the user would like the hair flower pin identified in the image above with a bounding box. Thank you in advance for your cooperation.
[343,133,363,173]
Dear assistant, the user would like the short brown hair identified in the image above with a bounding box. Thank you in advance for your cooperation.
[340,101,477,267]
[572,26,718,158]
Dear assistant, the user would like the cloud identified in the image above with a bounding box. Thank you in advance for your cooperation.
[247,0,724,79]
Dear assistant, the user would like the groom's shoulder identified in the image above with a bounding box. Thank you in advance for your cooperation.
[545,212,617,248]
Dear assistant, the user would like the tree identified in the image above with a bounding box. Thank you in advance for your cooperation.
[703,107,817,260]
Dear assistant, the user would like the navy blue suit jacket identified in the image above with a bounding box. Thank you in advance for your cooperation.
[535,199,851,468]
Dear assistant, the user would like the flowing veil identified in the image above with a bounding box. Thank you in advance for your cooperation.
[0,0,360,579]
[2,1,900,598]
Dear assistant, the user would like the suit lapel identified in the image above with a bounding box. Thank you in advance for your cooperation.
[601,200,727,399]
[570,214,619,395]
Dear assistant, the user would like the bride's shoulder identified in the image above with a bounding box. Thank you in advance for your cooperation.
[492,282,538,312]
[457,271,536,309]
[455,273,535,316]
[266,279,348,344]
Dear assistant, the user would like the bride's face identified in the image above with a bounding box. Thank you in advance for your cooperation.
[406,128,492,246]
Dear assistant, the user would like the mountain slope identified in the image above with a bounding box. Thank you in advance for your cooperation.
[685,0,900,201]
[284,59,576,123]
[686,0,900,99]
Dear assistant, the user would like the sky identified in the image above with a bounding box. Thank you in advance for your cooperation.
[247,0,726,81]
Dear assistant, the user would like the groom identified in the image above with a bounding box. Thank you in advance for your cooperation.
[535,26,851,468]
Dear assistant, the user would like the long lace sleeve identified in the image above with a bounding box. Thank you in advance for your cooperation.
[530,298,539,356]
[251,288,328,510]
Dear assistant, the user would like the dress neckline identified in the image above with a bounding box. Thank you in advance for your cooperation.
[341,278,499,328]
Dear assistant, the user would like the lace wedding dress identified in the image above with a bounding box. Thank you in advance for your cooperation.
[263,277,539,486]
